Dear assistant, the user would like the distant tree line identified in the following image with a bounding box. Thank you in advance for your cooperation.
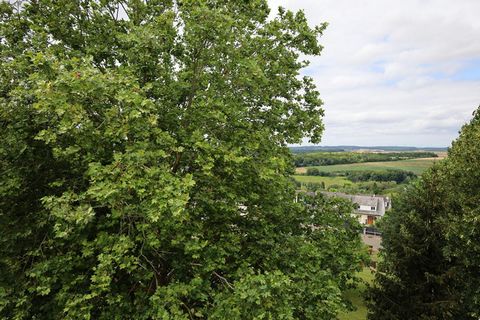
[304,168,416,184]
[345,170,416,184]
[295,178,402,195]
[294,151,437,167]
[291,146,447,154]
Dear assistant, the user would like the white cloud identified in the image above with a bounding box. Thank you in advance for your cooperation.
[269,0,480,146]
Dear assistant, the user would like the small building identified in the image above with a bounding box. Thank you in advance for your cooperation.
[321,191,391,225]
[294,190,388,252]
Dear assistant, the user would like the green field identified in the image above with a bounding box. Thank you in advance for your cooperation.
[297,158,440,176]
[338,267,374,320]
[292,175,351,187]
[337,251,378,320]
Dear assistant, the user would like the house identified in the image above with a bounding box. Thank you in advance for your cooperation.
[321,191,391,225]
[294,190,388,251]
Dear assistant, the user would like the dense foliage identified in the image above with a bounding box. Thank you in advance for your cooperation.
[294,151,437,167]
[0,0,367,319]
[367,107,480,319]
[305,168,332,176]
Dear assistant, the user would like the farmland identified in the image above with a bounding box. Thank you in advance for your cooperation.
[292,175,351,188]
[292,151,446,196]
[293,151,438,167]
[296,157,441,175]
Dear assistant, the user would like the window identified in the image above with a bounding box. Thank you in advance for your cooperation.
[371,206,376,211]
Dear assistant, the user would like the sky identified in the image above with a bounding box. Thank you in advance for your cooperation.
[268,0,480,147]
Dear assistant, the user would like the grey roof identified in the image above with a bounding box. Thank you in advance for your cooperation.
[351,195,378,207]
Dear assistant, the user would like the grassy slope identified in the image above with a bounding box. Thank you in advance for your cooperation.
[338,268,374,320]
[296,158,440,175]
[338,252,378,320]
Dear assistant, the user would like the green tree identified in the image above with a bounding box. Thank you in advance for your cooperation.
[0,1,365,319]
[367,107,480,319]
[442,106,480,318]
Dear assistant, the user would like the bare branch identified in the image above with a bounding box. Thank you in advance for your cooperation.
[213,271,234,290]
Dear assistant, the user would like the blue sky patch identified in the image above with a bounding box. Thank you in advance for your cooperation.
[452,59,480,81]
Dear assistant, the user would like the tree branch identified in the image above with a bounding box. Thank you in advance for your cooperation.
[171,151,182,173]
[213,271,234,290]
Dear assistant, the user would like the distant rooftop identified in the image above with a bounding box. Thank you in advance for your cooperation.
[295,190,391,217]
[321,191,391,217]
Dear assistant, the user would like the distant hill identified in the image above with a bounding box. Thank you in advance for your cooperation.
[290,145,448,154]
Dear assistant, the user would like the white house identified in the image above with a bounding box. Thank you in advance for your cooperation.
[321,191,391,225]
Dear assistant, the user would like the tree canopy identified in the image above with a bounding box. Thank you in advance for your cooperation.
[367,106,480,319]
[0,1,366,319]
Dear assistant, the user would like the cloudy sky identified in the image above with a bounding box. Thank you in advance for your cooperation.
[269,0,480,147]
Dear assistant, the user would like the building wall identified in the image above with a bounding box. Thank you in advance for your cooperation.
[354,214,367,224]
[355,214,377,225]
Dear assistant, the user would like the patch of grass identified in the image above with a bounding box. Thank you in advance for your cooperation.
[337,253,378,320]
[292,175,351,188]
[338,268,374,320]
[296,158,440,176]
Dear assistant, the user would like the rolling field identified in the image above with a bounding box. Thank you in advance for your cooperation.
[292,175,351,187]
[296,158,441,175]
